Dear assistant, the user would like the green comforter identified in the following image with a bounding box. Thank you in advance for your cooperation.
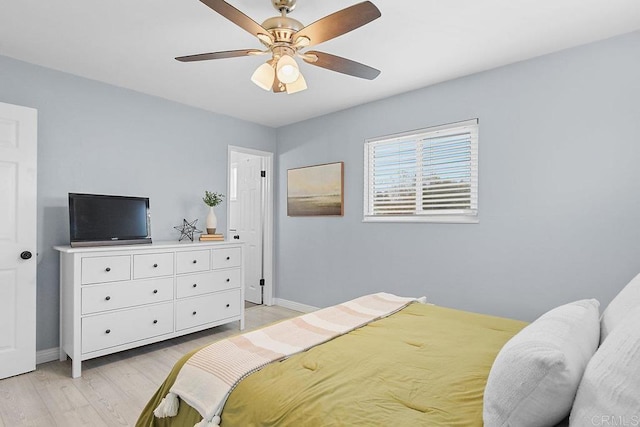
[137,303,526,426]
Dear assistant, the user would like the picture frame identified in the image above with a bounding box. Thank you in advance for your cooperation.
[287,162,344,216]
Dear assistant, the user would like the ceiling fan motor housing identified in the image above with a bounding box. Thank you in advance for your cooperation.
[262,16,303,43]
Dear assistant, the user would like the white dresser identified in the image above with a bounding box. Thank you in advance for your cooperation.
[54,241,244,378]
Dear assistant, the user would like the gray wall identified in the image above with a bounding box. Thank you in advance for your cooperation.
[275,32,640,321]
[3,31,640,351]
[0,55,276,351]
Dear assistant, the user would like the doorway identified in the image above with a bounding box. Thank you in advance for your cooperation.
[227,146,274,306]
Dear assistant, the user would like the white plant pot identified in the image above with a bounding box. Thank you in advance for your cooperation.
[206,206,217,234]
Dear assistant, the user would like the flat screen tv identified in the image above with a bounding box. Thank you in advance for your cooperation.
[69,193,152,247]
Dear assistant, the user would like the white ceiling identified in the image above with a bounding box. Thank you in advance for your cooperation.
[1,1,639,127]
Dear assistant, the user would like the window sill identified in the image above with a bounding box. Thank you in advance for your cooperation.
[362,215,479,224]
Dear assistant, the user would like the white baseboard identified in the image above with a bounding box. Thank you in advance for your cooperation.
[274,298,319,313]
[36,347,60,365]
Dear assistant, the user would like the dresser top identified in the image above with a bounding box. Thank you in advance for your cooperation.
[54,240,243,253]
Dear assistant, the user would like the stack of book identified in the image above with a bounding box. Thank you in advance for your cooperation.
[199,233,224,242]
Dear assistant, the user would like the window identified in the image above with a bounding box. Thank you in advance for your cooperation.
[364,119,478,223]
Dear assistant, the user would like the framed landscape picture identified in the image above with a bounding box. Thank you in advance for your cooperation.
[287,162,344,216]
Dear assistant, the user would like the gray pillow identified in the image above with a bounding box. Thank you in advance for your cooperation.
[570,307,640,426]
[600,272,640,343]
[483,299,600,427]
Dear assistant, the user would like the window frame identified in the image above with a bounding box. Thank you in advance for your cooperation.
[363,119,479,224]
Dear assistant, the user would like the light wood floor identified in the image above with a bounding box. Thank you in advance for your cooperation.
[0,305,300,427]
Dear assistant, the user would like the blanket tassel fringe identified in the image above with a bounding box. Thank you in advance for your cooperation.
[195,415,221,427]
[153,392,179,418]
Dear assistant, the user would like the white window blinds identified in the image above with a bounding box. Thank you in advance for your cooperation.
[364,119,478,223]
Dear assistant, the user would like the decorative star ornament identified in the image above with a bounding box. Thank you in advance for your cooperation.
[174,218,202,242]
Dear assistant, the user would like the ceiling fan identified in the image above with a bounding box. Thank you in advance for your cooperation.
[176,0,382,94]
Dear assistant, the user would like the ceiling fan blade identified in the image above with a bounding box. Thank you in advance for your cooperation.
[303,51,380,80]
[294,1,381,47]
[200,0,274,43]
[176,49,263,62]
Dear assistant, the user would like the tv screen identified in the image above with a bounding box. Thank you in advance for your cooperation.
[69,193,152,247]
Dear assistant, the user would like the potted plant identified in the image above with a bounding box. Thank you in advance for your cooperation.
[203,191,225,234]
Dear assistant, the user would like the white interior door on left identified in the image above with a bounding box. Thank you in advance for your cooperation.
[0,101,37,379]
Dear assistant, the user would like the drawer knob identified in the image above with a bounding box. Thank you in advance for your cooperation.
[192,311,197,315]
[105,329,111,334]
[105,296,111,301]
[153,263,158,268]
[105,267,111,272]
[153,289,158,294]
[193,284,197,288]
[226,256,230,260]
[226,278,230,282]
[226,303,230,308]
[153,320,158,324]
[192,260,197,264]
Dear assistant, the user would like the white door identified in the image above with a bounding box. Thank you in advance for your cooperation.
[0,102,37,379]
[229,151,264,304]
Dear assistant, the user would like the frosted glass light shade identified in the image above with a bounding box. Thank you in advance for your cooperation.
[286,73,307,94]
[276,55,300,84]
[251,63,275,91]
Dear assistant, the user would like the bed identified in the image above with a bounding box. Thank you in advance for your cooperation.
[137,275,640,427]
[136,298,527,426]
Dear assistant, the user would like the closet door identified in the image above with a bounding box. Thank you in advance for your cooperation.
[0,101,37,379]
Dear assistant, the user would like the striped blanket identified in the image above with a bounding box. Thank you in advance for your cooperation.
[153,293,425,427]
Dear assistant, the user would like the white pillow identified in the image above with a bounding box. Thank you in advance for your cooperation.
[483,299,600,427]
[570,307,640,426]
[600,272,640,343]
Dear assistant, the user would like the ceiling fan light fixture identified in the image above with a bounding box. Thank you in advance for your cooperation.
[251,62,276,91]
[276,54,300,84]
[286,73,307,94]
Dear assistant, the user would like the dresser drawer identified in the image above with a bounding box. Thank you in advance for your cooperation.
[176,269,241,299]
[176,289,241,331]
[133,252,174,279]
[81,277,173,315]
[176,250,210,274]
[81,302,174,354]
[212,247,241,269]
[81,256,131,285]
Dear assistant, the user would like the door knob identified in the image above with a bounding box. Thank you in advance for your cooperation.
[20,251,32,260]
[233,235,240,240]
